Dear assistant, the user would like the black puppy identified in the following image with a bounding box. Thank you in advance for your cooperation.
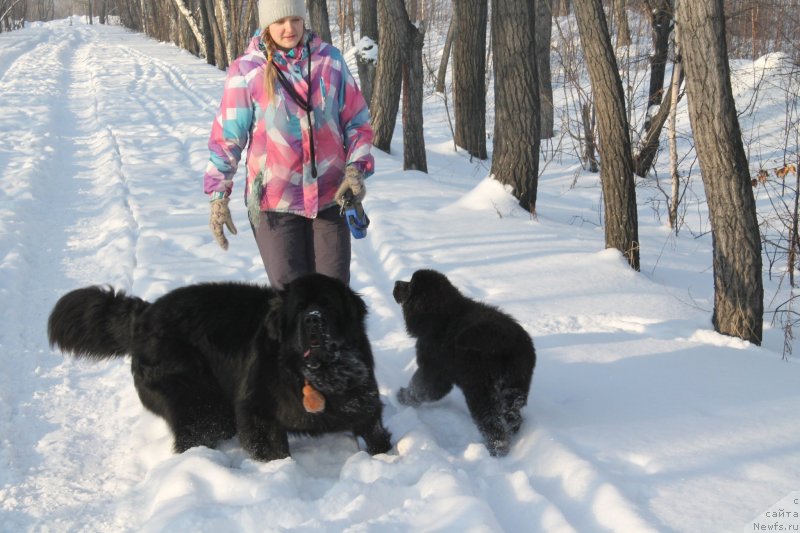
[393,269,536,456]
[47,273,392,461]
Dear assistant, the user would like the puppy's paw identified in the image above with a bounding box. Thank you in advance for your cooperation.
[397,386,421,407]
[486,438,510,457]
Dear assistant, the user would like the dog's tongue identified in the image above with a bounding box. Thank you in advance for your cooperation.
[303,380,325,413]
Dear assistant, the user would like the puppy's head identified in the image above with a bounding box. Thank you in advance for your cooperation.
[393,269,459,312]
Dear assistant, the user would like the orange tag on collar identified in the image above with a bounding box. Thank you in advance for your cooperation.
[303,380,325,413]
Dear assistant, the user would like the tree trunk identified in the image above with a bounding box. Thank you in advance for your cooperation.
[217,0,234,69]
[633,62,683,177]
[371,0,405,152]
[554,0,570,17]
[677,0,763,344]
[668,54,682,230]
[613,0,631,46]
[139,0,147,33]
[581,102,598,172]
[452,0,488,160]
[204,0,225,68]
[308,0,332,43]
[535,0,553,138]
[173,0,207,60]
[241,0,259,54]
[435,17,455,94]
[403,19,427,171]
[491,0,540,213]
[357,0,377,108]
[574,0,640,270]
[643,0,673,131]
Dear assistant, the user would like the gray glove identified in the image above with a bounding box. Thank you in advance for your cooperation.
[209,197,237,250]
[334,166,366,206]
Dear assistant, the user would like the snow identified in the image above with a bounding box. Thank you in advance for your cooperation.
[1,19,799,533]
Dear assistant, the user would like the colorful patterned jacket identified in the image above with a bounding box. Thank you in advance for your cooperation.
[203,31,374,219]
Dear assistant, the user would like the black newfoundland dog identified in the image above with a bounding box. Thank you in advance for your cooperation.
[47,274,392,462]
[393,269,536,457]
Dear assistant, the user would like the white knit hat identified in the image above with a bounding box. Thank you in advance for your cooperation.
[258,0,306,28]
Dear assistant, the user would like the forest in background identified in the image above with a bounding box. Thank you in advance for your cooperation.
[3,0,800,349]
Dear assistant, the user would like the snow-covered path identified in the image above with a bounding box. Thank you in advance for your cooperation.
[1,20,798,532]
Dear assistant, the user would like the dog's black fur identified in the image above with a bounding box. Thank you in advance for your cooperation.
[393,269,536,457]
[47,274,392,461]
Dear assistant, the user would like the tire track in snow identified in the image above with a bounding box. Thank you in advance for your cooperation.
[122,45,219,113]
[65,32,235,293]
[0,26,54,85]
[0,23,79,498]
[0,26,143,532]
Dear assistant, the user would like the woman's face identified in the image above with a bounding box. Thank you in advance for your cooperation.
[268,17,304,50]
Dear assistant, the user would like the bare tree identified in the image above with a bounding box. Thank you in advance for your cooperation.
[0,0,26,31]
[452,0,488,159]
[204,0,226,67]
[677,0,764,344]
[535,0,553,138]
[435,17,455,94]
[172,0,207,59]
[644,0,673,130]
[574,0,640,270]
[308,0,332,43]
[371,0,427,171]
[31,0,54,21]
[371,0,403,151]
[491,0,540,212]
[633,57,684,178]
[402,0,427,171]
[667,46,682,230]
[633,0,678,177]
[356,0,377,107]
[216,0,234,69]
[554,0,570,17]
[612,0,630,46]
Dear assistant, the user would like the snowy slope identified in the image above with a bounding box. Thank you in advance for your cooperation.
[0,19,798,533]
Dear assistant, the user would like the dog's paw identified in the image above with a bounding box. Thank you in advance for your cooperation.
[246,441,291,462]
[397,386,421,407]
[365,431,393,455]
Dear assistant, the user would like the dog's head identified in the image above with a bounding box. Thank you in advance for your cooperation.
[266,274,373,394]
[393,269,459,311]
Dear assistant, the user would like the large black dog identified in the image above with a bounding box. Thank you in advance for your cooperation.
[393,269,536,457]
[47,274,392,461]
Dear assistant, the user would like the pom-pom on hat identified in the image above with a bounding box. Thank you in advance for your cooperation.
[259,0,307,28]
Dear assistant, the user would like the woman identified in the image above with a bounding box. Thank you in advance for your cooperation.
[204,0,374,289]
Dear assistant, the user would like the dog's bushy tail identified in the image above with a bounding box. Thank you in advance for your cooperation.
[47,286,149,360]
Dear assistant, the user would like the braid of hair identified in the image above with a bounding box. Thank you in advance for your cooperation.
[262,30,277,102]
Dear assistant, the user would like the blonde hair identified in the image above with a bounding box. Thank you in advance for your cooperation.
[261,30,278,102]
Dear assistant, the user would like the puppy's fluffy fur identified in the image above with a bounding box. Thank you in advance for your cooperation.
[48,273,392,461]
[393,269,536,456]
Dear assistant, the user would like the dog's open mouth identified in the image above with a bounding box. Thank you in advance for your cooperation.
[302,309,342,365]
[300,309,369,394]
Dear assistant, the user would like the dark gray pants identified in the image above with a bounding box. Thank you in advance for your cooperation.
[252,206,351,289]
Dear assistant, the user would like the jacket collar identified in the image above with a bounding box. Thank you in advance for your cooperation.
[251,31,319,66]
